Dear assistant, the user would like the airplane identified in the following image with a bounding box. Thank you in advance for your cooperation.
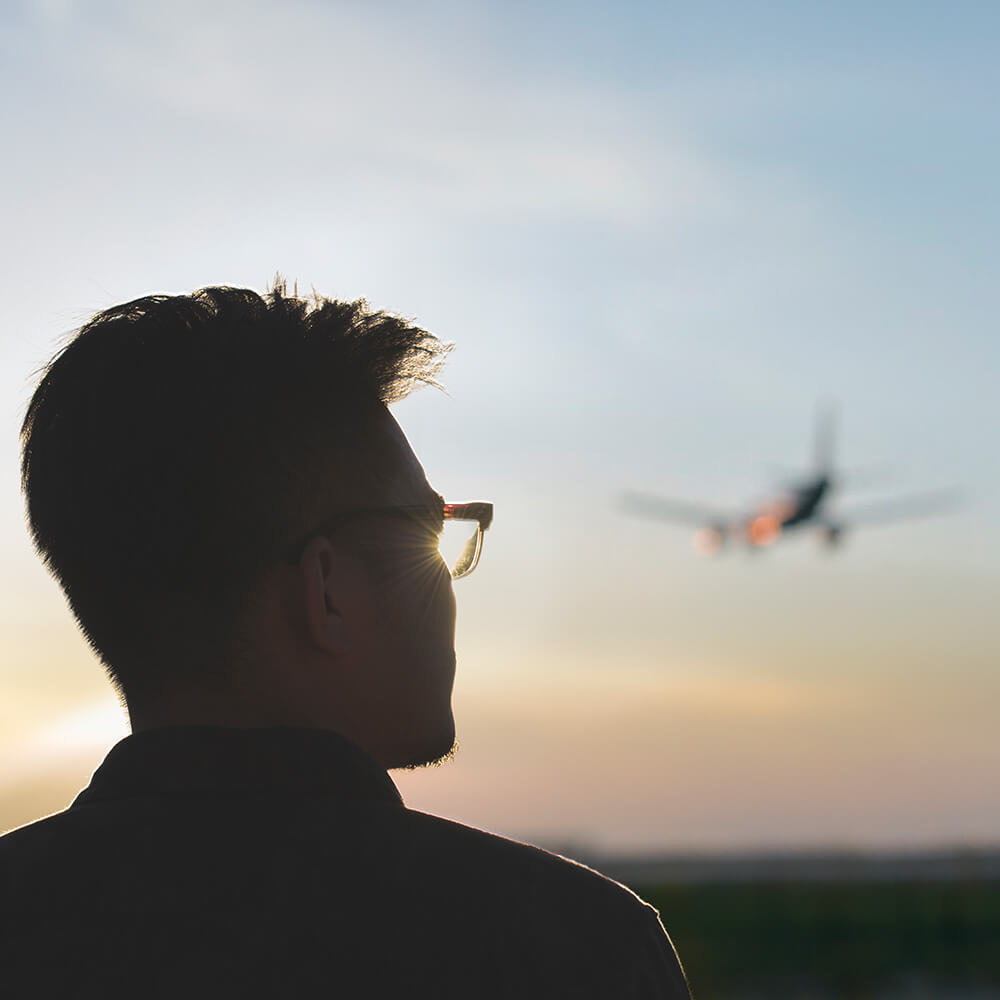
[621,406,961,555]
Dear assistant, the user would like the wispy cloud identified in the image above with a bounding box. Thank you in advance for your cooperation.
[15,0,815,231]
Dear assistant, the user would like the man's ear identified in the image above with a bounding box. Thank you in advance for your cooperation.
[298,536,352,656]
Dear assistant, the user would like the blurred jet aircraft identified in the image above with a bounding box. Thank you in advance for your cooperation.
[622,407,960,555]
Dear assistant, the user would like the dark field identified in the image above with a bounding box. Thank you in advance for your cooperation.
[636,879,1000,999]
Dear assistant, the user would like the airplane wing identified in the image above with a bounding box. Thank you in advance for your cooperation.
[620,490,737,527]
[836,489,963,526]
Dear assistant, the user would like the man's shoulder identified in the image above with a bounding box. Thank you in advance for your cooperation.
[383,809,678,951]
[0,803,123,900]
[0,808,76,858]
[392,810,690,997]
[0,800,691,998]
[397,807,646,908]
[0,797,642,921]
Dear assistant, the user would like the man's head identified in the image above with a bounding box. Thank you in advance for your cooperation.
[21,281,458,767]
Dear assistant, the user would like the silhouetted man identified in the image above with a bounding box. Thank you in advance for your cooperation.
[2,284,690,997]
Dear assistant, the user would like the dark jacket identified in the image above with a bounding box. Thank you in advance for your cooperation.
[0,726,690,998]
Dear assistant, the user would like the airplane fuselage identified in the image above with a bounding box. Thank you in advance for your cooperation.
[737,475,832,547]
[780,475,830,529]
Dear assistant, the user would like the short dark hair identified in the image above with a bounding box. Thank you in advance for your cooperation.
[21,281,450,698]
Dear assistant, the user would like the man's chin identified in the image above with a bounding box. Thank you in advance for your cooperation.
[391,735,459,772]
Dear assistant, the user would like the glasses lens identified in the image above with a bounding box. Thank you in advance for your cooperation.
[439,518,482,579]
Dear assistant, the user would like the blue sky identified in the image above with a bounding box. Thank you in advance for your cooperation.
[1,0,997,849]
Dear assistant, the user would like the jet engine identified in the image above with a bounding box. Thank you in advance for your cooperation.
[693,524,727,556]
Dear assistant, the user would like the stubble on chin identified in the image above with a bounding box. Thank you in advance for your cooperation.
[395,737,459,772]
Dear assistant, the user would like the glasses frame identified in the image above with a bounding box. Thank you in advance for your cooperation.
[285,500,493,580]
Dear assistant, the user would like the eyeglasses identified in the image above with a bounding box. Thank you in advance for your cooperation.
[286,501,494,580]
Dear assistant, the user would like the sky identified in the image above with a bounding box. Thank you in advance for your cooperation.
[1,0,997,852]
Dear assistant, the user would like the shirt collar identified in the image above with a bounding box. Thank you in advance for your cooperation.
[72,726,404,808]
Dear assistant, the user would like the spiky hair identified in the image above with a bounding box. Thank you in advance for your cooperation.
[21,280,451,696]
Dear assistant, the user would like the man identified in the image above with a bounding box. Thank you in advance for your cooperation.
[2,283,690,997]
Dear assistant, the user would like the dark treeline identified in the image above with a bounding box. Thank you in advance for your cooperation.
[639,878,1000,1000]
